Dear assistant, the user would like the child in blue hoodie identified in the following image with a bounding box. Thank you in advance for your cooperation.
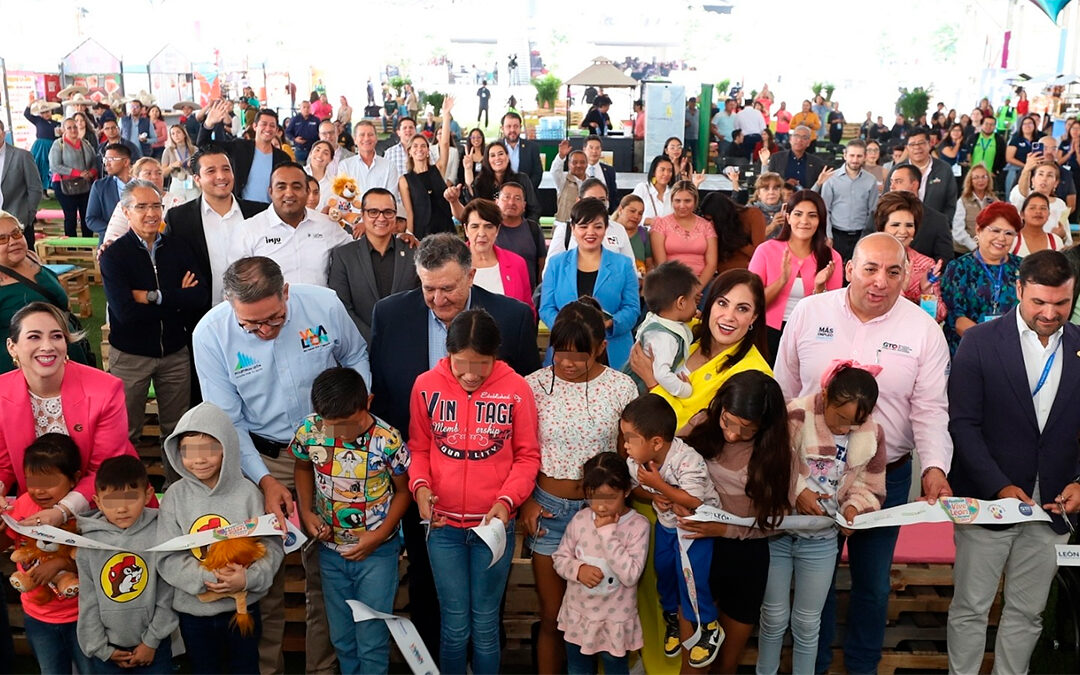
[157,402,284,674]
[76,455,177,673]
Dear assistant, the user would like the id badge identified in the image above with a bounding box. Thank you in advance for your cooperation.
[952,163,962,177]
[184,177,194,190]
[981,314,1002,323]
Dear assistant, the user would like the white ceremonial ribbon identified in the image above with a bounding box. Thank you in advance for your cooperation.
[1056,545,1080,566]
[686,504,836,531]
[676,528,704,649]
[348,599,439,675]
[469,518,508,569]
[841,497,1052,530]
[2,513,285,552]
[282,518,307,555]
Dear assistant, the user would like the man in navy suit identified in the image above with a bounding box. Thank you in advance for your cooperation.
[86,143,131,242]
[947,249,1080,674]
[369,233,539,658]
[501,111,543,190]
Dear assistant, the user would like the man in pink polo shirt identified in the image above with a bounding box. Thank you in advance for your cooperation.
[774,232,953,674]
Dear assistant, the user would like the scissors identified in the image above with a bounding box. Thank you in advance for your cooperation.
[1057,495,1076,537]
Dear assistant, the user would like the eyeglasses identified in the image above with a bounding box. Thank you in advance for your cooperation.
[906,140,929,148]
[103,157,128,163]
[983,226,1017,239]
[130,203,164,214]
[0,229,23,244]
[236,310,287,333]
[363,208,397,220]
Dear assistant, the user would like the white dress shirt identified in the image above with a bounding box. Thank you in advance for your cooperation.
[232,207,352,287]
[1016,309,1063,502]
[338,153,402,203]
[202,196,248,304]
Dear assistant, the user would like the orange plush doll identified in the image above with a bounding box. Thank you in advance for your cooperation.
[197,537,267,635]
[328,175,364,233]
[9,523,80,605]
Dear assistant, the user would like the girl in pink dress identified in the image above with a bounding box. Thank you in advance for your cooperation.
[553,451,650,674]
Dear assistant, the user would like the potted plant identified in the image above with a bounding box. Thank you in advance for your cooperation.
[388,76,411,97]
[896,86,931,123]
[531,73,561,110]
[425,91,446,116]
[716,78,731,98]
[823,83,836,100]
[811,82,824,98]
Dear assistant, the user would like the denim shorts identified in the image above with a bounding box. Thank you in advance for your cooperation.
[526,485,586,556]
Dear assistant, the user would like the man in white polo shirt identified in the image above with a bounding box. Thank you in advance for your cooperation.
[231,161,352,286]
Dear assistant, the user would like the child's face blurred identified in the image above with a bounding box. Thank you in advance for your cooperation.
[823,400,863,436]
[586,484,628,518]
[620,420,658,465]
[674,284,703,322]
[25,469,77,510]
[719,409,760,443]
[95,484,153,529]
[179,435,224,485]
[321,407,374,441]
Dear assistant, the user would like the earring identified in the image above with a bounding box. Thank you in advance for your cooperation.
[749,323,754,331]
[11,355,19,368]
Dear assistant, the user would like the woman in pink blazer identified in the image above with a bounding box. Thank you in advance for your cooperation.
[463,198,536,313]
[748,190,843,364]
[0,302,136,526]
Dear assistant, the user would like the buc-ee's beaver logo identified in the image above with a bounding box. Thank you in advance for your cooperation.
[100,552,148,602]
[189,514,230,560]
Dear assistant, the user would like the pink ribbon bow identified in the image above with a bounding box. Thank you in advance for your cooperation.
[819,359,883,390]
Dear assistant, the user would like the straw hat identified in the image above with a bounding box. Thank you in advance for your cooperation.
[57,84,88,100]
[61,93,93,108]
[29,100,61,115]
[124,90,156,106]
[172,100,201,111]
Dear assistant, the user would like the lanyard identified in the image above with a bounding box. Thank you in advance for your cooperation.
[977,136,994,154]
[974,251,1005,313]
[1032,350,1056,398]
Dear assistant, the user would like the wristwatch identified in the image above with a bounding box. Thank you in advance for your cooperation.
[146,290,160,303]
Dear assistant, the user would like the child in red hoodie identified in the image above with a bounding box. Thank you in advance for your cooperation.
[409,309,540,675]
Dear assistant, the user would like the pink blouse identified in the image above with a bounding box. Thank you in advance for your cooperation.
[748,239,844,329]
[651,214,715,276]
[904,247,946,322]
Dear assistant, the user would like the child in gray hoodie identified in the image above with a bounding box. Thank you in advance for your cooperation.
[157,402,284,674]
[76,455,177,674]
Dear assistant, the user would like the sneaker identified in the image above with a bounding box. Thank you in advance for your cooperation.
[662,611,681,657]
[688,620,724,668]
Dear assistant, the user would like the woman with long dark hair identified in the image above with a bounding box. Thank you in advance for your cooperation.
[678,370,797,673]
[1003,113,1042,196]
[456,140,540,221]
[699,191,765,273]
[748,190,843,363]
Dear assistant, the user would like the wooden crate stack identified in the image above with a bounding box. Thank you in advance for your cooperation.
[35,238,101,284]
[51,266,92,318]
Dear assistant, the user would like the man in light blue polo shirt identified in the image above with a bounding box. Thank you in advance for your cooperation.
[192,255,368,675]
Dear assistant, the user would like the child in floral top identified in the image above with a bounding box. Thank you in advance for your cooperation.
[553,452,650,675]
[291,367,411,675]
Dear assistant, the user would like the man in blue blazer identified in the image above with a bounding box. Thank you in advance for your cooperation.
[947,249,1080,674]
[368,233,539,658]
[86,143,132,242]
[501,111,544,190]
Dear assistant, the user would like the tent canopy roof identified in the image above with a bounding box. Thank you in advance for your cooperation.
[564,56,637,88]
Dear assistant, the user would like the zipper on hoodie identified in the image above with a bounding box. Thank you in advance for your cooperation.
[143,243,165,357]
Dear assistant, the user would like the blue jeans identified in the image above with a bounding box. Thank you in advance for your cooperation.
[91,640,173,674]
[319,537,401,674]
[1004,165,1022,198]
[655,523,717,625]
[526,485,585,556]
[427,520,516,675]
[177,604,261,674]
[565,640,630,675]
[816,461,910,674]
[23,615,93,675]
[758,533,839,675]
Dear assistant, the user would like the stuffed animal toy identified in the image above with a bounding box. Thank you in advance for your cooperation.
[197,537,267,636]
[9,524,80,605]
[328,175,364,232]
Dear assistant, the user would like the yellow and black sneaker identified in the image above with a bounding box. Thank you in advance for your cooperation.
[688,620,724,668]
[662,611,681,657]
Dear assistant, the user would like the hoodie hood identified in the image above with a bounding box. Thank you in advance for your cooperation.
[163,402,242,496]
[77,507,158,540]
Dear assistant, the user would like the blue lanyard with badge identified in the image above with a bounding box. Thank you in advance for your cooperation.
[974,251,1005,323]
[1032,351,1056,397]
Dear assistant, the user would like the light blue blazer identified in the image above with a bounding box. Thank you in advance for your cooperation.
[539,247,640,369]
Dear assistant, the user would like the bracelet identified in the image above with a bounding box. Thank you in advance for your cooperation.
[52,504,71,521]
[926,272,940,284]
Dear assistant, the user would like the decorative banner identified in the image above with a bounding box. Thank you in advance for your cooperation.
[348,599,439,675]
[644,82,685,166]
[1056,545,1080,566]
[685,504,836,531]
[469,518,507,569]
[3,513,286,553]
[1030,0,1074,22]
[676,530,703,649]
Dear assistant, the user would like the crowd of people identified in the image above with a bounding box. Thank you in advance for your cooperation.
[0,79,1079,675]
